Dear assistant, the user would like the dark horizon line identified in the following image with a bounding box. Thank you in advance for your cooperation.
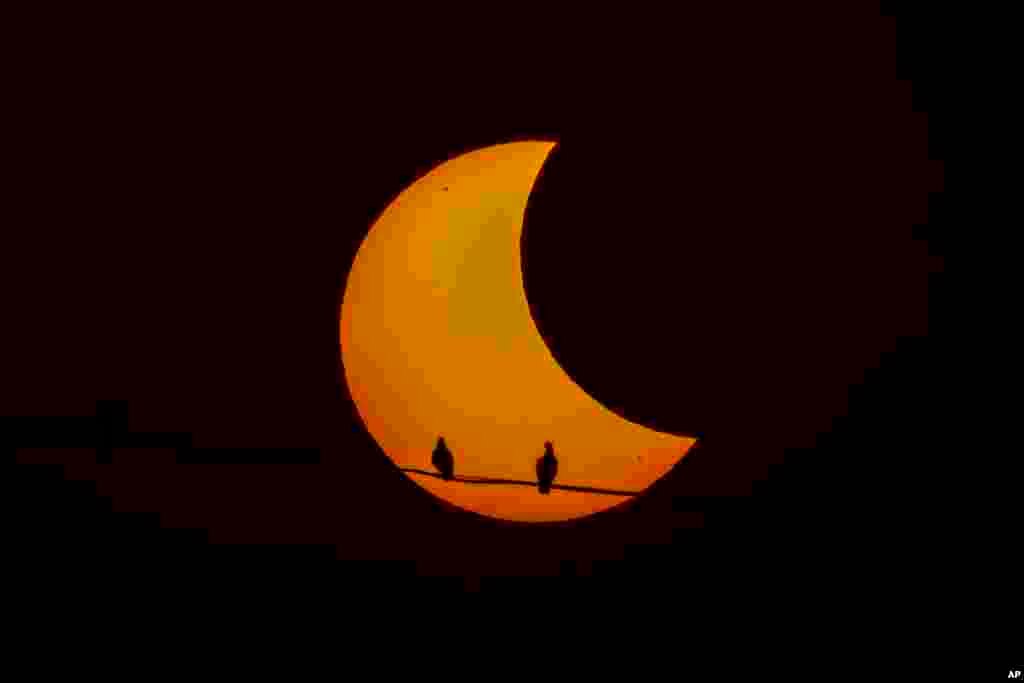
[399,467,641,497]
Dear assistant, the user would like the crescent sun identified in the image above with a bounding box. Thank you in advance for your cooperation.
[339,140,697,522]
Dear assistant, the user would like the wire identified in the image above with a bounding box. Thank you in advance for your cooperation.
[399,467,641,497]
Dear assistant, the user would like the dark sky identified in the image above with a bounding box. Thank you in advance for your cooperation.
[6,3,965,581]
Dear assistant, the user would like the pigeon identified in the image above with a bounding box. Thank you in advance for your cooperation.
[431,436,454,481]
[536,441,558,494]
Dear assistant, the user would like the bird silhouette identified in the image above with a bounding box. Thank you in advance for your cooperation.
[536,441,558,494]
[432,436,455,480]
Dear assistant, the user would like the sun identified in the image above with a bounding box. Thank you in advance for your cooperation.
[340,141,696,522]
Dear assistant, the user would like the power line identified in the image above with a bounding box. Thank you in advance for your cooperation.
[399,467,641,497]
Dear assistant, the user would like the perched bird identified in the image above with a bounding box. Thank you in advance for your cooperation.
[536,441,558,494]
[431,436,454,480]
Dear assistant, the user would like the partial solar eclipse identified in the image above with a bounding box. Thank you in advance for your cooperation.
[340,141,696,522]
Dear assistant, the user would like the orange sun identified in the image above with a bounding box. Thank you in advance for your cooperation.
[340,141,696,522]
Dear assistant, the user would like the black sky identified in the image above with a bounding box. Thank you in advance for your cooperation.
[6,3,971,584]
